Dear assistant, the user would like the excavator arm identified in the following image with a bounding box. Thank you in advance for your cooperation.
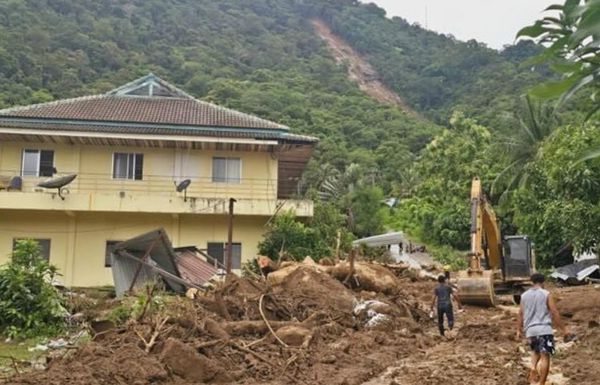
[457,177,500,306]
[469,178,502,271]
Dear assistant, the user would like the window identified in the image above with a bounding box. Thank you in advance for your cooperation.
[105,240,121,267]
[12,238,51,262]
[206,242,241,269]
[113,153,143,180]
[212,157,241,183]
[22,149,54,177]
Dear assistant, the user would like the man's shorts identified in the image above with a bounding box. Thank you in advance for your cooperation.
[529,334,555,355]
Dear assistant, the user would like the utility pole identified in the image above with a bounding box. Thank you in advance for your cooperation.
[226,198,237,274]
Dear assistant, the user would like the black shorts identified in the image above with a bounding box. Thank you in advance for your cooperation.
[529,334,555,355]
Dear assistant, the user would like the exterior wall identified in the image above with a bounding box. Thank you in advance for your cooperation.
[0,141,279,201]
[0,209,268,287]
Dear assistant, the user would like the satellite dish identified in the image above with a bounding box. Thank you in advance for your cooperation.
[175,179,192,201]
[38,174,77,200]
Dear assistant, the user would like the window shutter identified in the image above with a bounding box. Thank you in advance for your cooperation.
[22,150,39,176]
[227,158,241,183]
[113,153,128,179]
[207,243,225,266]
[134,154,144,180]
[212,158,227,182]
[39,150,55,177]
[232,243,242,269]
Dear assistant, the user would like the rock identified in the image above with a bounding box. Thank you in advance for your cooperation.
[320,354,337,364]
[275,325,312,347]
[204,318,230,340]
[186,288,199,299]
[160,338,231,383]
[328,339,351,353]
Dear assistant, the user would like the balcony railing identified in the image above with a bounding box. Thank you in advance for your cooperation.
[0,170,279,201]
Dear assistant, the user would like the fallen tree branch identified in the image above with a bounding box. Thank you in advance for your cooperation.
[135,316,171,353]
[222,320,303,336]
[227,340,306,384]
[0,356,21,376]
[195,339,225,349]
[259,294,289,347]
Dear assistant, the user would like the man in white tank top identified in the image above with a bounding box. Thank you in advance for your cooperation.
[517,273,568,385]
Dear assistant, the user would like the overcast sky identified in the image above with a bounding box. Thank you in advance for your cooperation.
[364,0,556,49]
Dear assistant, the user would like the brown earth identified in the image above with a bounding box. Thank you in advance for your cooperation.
[3,266,600,385]
[311,19,420,117]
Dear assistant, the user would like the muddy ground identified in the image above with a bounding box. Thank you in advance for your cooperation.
[2,264,599,385]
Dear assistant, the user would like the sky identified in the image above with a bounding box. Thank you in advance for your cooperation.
[364,0,556,49]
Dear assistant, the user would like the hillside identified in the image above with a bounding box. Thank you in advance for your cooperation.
[0,0,547,188]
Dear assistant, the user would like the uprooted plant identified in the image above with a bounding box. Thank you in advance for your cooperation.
[0,239,67,339]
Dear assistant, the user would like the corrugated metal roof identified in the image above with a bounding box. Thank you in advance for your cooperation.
[174,247,219,286]
[0,74,288,131]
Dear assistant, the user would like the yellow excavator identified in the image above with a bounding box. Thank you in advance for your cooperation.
[456,177,536,306]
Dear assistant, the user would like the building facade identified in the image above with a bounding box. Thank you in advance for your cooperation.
[0,74,316,287]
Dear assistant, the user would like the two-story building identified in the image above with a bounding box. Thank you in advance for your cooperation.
[0,74,316,287]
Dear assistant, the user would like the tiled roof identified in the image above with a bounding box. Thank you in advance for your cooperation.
[0,74,288,131]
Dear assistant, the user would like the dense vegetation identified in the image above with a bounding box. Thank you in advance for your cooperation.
[1,0,597,266]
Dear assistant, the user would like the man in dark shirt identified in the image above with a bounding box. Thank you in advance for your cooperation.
[431,275,462,336]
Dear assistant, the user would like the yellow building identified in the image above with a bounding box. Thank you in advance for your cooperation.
[0,74,316,287]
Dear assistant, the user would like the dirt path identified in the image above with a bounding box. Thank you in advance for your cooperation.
[361,285,600,385]
[311,19,419,117]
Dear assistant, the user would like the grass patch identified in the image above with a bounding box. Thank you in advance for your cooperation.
[0,339,42,372]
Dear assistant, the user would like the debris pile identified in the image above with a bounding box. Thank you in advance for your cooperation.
[7,261,433,385]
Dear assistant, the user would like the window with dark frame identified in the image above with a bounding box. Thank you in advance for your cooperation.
[105,240,121,267]
[212,157,241,183]
[12,238,51,262]
[206,242,242,269]
[113,153,143,180]
[22,149,55,177]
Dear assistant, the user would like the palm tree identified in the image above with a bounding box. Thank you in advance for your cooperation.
[492,95,558,201]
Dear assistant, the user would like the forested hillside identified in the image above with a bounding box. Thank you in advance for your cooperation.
[1,0,595,265]
[0,0,546,187]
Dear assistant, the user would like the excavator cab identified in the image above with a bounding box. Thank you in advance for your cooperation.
[503,235,534,281]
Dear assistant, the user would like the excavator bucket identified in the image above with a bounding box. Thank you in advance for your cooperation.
[456,269,495,307]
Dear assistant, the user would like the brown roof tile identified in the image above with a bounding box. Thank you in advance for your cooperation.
[0,74,288,131]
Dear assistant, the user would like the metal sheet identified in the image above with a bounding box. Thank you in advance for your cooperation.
[352,232,407,248]
[111,252,159,298]
[551,258,600,284]
[112,228,186,297]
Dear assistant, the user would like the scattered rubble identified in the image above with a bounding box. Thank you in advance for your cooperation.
[3,261,600,385]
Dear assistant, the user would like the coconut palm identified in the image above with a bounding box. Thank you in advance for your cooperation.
[492,95,558,200]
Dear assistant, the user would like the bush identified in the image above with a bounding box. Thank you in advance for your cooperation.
[430,245,468,271]
[0,239,67,338]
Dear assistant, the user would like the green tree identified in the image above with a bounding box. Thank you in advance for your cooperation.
[0,240,66,338]
[513,123,600,266]
[347,186,385,238]
[392,113,498,249]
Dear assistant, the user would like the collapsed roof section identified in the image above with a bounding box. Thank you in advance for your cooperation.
[111,228,219,298]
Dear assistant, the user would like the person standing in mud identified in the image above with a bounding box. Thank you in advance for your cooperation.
[430,275,462,336]
[517,273,569,385]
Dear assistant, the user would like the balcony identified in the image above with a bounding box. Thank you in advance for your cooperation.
[0,171,313,217]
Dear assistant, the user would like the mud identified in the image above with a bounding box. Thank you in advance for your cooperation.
[3,269,600,385]
[311,19,419,117]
